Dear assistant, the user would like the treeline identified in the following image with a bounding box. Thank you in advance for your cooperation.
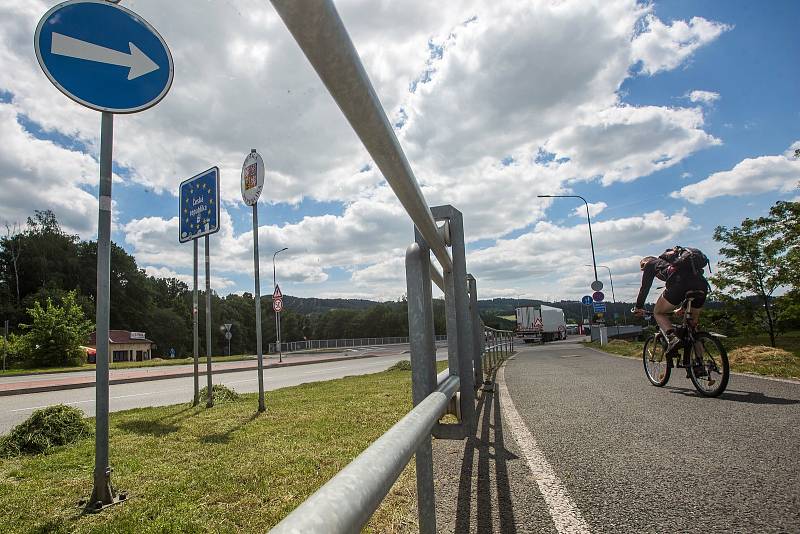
[0,211,446,361]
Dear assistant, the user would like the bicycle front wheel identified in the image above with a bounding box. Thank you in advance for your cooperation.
[643,334,670,387]
[688,332,729,397]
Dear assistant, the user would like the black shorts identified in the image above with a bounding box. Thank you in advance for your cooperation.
[663,274,708,307]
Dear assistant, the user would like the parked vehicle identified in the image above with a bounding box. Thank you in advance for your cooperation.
[515,305,567,343]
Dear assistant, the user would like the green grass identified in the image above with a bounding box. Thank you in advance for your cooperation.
[0,362,449,533]
[584,331,800,379]
[0,354,256,377]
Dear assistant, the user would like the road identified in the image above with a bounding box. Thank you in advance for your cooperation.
[500,341,800,533]
[0,345,446,434]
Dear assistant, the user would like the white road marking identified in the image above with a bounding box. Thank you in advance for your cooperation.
[497,362,592,534]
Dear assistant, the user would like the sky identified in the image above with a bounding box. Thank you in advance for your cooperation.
[1,0,798,305]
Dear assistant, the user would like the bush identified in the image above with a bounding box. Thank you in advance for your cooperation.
[197,384,240,403]
[19,291,93,368]
[0,405,92,457]
[387,359,412,371]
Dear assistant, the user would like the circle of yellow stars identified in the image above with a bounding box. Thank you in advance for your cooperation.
[182,179,215,235]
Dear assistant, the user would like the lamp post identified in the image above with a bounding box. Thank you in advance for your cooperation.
[538,194,598,282]
[273,247,288,362]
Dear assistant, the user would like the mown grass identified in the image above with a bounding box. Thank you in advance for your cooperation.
[0,361,448,533]
[584,331,800,379]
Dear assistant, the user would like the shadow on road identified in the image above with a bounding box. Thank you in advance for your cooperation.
[455,370,519,533]
[667,386,799,405]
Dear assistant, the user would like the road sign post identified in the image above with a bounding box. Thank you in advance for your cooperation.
[179,167,220,409]
[242,149,266,412]
[35,0,173,511]
[204,235,213,408]
[274,284,284,362]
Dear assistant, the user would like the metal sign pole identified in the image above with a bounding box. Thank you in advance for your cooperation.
[192,240,199,406]
[90,111,118,508]
[253,205,265,412]
[205,235,213,407]
[277,310,283,363]
[2,320,7,371]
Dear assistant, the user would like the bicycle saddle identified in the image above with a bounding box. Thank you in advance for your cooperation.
[684,290,706,301]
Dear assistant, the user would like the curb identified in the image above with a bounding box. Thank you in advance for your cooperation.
[0,352,387,397]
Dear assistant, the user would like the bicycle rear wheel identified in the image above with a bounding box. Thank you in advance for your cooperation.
[688,332,729,397]
[643,334,670,387]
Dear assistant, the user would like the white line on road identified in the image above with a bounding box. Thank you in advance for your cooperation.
[497,362,592,534]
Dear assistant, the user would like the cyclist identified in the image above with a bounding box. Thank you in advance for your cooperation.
[633,246,710,354]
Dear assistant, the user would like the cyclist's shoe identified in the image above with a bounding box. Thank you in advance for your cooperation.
[692,364,707,377]
[664,332,681,355]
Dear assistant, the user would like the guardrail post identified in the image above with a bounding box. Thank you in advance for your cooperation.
[431,205,476,434]
[406,235,437,534]
[467,274,483,387]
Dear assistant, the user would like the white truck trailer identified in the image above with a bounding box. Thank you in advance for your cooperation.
[515,305,567,343]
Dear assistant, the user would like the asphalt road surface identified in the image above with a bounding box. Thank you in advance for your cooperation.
[0,345,446,434]
[503,341,800,533]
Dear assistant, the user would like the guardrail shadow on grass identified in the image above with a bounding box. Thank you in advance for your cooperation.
[199,411,261,444]
[455,369,519,533]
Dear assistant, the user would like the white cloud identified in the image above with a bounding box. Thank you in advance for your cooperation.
[0,103,105,236]
[631,15,731,75]
[573,202,608,218]
[687,90,720,104]
[672,142,800,204]
[546,105,720,185]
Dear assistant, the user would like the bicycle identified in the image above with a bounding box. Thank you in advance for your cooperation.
[635,290,730,397]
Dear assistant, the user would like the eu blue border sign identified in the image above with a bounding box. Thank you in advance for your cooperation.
[34,0,173,114]
[180,168,220,243]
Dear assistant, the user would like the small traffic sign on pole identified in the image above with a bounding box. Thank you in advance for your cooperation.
[273,298,284,313]
[593,291,605,302]
[244,149,267,412]
[34,0,173,513]
[179,168,220,243]
[273,285,283,299]
[581,295,593,306]
[590,280,604,292]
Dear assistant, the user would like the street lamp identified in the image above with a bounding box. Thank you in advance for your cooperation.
[273,247,288,362]
[538,194,598,282]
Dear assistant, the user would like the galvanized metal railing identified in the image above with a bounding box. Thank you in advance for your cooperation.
[267,335,447,354]
[268,1,490,532]
[481,325,515,379]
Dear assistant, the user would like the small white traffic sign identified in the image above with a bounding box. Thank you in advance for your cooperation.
[591,280,604,291]
[241,150,265,206]
[224,331,232,340]
[273,298,283,313]
[273,285,282,299]
[34,1,173,113]
[223,323,232,332]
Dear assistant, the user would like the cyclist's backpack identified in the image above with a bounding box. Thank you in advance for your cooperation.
[660,246,710,276]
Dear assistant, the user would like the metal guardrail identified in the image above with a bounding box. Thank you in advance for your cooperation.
[268,335,447,354]
[482,325,515,377]
[266,1,502,532]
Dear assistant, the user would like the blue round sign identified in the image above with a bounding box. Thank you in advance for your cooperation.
[34,1,173,113]
[581,295,593,306]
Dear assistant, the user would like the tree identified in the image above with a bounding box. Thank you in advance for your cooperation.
[19,291,93,368]
[711,213,790,347]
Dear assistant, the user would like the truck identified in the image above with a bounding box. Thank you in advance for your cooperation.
[515,305,567,343]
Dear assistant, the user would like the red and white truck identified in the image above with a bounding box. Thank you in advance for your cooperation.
[515,305,567,343]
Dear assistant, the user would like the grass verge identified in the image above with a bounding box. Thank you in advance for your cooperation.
[0,362,448,533]
[0,355,256,377]
[584,336,800,379]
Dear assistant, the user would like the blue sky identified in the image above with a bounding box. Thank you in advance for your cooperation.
[1,0,798,303]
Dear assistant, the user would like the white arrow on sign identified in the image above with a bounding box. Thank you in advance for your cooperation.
[51,32,159,80]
